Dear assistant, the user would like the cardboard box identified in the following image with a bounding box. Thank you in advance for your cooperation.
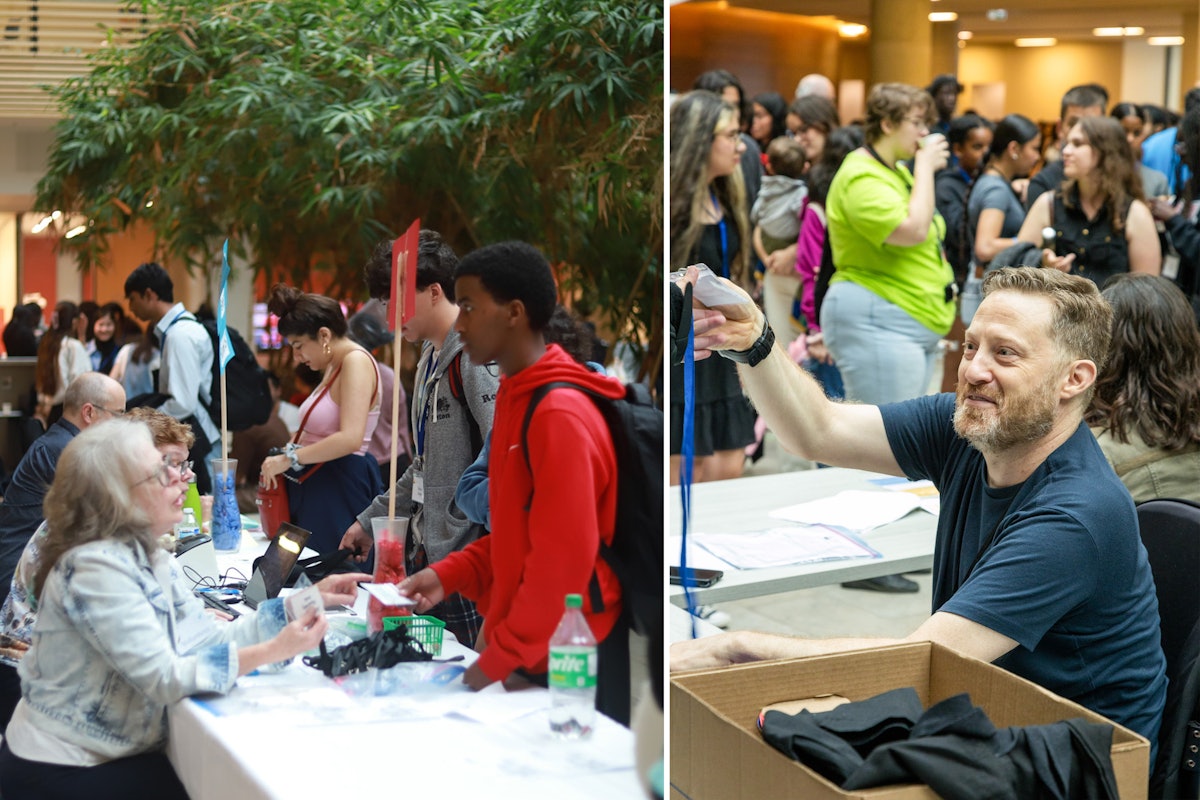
[670,642,1149,799]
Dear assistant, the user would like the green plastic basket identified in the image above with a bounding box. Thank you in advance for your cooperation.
[382,614,445,655]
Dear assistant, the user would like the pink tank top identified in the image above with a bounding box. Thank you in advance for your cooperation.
[296,355,380,455]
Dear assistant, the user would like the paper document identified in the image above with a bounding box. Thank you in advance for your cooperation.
[770,489,935,531]
[681,526,880,570]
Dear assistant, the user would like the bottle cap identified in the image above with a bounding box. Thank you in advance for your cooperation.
[565,593,583,609]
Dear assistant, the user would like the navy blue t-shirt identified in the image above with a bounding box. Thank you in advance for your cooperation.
[881,393,1167,747]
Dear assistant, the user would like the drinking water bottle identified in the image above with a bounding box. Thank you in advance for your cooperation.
[548,593,597,740]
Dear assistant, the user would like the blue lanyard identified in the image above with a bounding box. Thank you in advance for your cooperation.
[711,190,729,279]
[414,353,439,457]
[680,309,698,637]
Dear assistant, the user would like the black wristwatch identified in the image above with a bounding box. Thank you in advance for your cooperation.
[719,317,775,367]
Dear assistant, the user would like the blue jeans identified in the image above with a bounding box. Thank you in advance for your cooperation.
[820,281,944,405]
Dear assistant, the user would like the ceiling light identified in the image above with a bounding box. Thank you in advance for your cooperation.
[1015,37,1056,47]
[1149,36,1184,46]
[929,12,958,22]
[958,31,974,40]
[1094,26,1144,37]
[986,9,1008,22]
[839,23,867,38]
[64,225,88,239]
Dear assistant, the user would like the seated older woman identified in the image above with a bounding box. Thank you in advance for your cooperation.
[0,417,361,800]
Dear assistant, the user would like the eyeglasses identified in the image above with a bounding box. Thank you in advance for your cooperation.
[714,128,741,144]
[97,406,126,417]
[136,455,191,488]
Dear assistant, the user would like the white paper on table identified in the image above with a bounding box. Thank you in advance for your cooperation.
[452,683,547,725]
[769,489,931,530]
[688,526,880,569]
[668,535,739,571]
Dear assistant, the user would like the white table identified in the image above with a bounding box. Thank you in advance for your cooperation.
[670,468,937,606]
[168,526,642,799]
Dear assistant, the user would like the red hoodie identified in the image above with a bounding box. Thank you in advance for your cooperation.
[432,344,624,682]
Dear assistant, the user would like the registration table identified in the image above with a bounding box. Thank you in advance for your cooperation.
[167,526,641,799]
[669,467,938,607]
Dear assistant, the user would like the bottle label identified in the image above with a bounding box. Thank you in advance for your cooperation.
[548,647,597,689]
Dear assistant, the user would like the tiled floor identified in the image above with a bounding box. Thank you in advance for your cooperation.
[691,431,932,641]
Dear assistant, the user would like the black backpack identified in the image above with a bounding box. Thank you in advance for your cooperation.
[166,315,273,432]
[520,380,663,637]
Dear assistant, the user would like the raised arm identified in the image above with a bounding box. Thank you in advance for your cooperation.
[1125,200,1163,275]
[691,282,901,475]
[884,138,948,246]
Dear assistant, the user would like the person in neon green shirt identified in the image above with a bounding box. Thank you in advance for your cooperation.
[822,82,957,594]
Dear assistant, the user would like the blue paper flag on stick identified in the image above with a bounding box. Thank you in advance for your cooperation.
[217,239,234,371]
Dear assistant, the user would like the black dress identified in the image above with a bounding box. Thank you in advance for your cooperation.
[669,223,757,456]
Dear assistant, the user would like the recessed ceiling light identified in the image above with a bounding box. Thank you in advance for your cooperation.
[986,9,1008,22]
[958,31,974,40]
[1015,37,1056,47]
[839,22,867,38]
[1095,26,1144,36]
[1149,36,1185,46]
[929,12,958,22]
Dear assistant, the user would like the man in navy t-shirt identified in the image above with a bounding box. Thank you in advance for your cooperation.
[670,266,1167,753]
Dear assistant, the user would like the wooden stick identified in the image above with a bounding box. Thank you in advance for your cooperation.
[386,247,406,522]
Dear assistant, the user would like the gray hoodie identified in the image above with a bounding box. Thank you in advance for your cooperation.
[356,329,498,563]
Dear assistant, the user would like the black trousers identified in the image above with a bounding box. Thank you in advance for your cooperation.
[0,662,21,733]
[0,740,189,800]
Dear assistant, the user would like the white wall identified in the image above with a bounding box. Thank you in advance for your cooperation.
[1121,40,1178,109]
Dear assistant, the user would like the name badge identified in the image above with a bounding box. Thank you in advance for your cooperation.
[412,471,425,504]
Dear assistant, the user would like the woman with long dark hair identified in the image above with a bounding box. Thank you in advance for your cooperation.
[1017,115,1161,284]
[1087,273,1200,502]
[35,301,90,425]
[87,302,126,375]
[748,91,787,154]
[960,114,1041,322]
[669,90,756,484]
[258,285,383,552]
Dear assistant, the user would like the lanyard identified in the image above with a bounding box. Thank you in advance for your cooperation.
[414,352,440,457]
[711,190,729,279]
[679,289,698,637]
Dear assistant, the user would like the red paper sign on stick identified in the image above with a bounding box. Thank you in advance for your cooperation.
[388,219,420,332]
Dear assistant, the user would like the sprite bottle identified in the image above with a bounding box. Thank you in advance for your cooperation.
[548,593,597,739]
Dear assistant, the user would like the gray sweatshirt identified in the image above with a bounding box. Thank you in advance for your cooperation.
[356,329,498,563]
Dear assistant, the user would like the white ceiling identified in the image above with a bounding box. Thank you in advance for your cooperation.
[720,0,1197,44]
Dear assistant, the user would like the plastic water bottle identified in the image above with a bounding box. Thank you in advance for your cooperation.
[171,508,200,553]
[548,593,597,740]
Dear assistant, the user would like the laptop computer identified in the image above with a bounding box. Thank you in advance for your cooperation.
[243,522,311,609]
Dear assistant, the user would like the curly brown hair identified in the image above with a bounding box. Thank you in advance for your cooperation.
[1086,273,1200,449]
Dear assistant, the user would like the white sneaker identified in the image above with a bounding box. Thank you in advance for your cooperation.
[692,605,730,629]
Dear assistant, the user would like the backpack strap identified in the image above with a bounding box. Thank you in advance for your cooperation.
[519,381,608,614]
[446,351,484,458]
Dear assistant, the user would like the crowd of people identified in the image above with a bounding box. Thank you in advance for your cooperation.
[669,67,1200,794]
[0,235,664,799]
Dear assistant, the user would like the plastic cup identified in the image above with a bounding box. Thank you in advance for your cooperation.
[211,459,241,552]
[368,516,410,633]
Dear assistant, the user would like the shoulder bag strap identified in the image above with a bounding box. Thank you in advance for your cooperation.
[288,365,342,484]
